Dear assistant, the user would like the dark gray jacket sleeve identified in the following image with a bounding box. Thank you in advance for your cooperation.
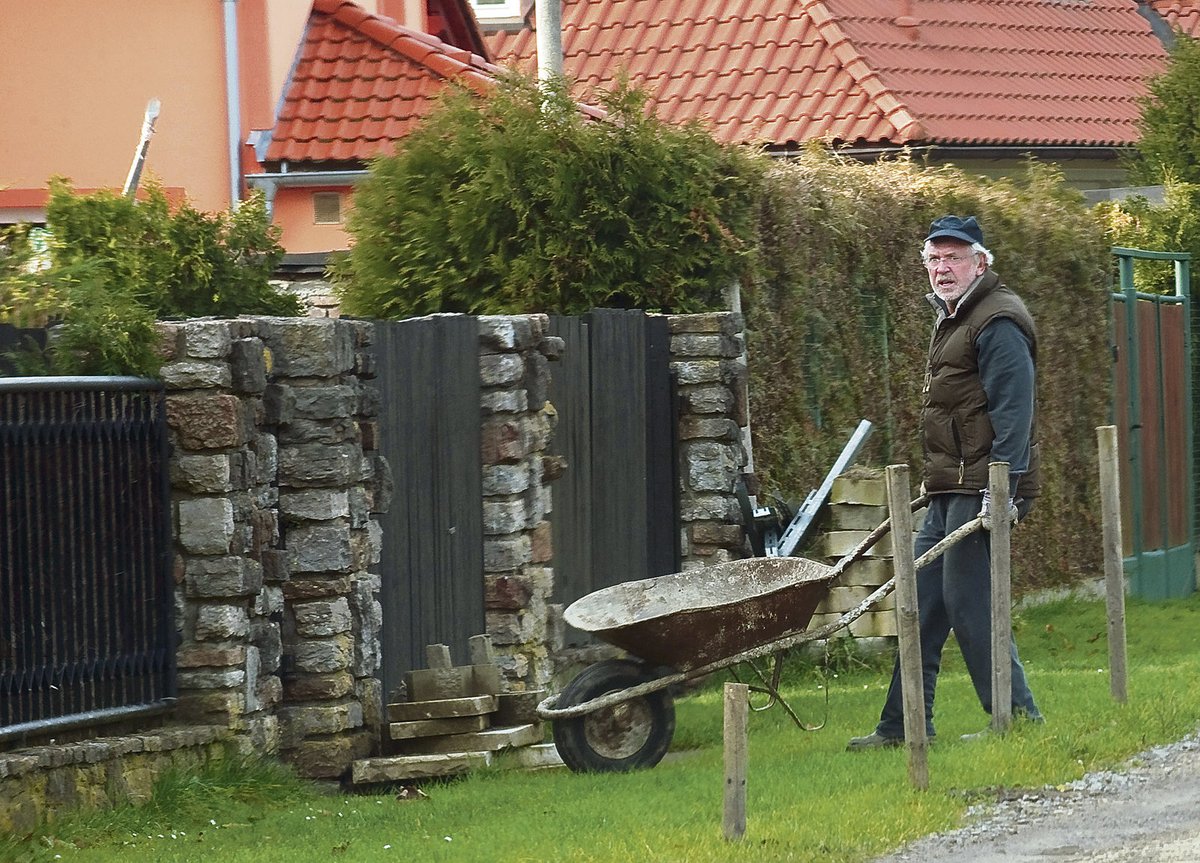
[975,317,1035,487]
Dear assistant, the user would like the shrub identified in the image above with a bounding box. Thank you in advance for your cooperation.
[0,181,301,376]
[333,74,763,317]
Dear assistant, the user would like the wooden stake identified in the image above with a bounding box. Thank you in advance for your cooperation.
[723,682,749,841]
[1098,425,1129,703]
[885,464,928,790]
[989,462,1012,734]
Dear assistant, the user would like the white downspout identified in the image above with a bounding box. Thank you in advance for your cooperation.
[223,0,242,208]
[535,0,563,81]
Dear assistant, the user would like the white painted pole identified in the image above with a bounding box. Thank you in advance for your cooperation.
[535,0,564,80]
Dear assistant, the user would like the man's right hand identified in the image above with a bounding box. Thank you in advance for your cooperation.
[978,489,1018,529]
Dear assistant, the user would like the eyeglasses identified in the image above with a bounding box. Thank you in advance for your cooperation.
[922,253,976,269]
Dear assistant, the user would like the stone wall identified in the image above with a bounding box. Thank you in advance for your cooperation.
[159,316,388,779]
[0,309,752,825]
[0,727,230,835]
[478,315,562,690]
[670,312,751,569]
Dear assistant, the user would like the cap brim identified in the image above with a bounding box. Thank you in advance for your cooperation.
[925,229,978,244]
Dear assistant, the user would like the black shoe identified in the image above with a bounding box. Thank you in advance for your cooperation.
[846,732,904,751]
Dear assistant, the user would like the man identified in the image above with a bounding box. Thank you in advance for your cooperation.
[848,214,1044,750]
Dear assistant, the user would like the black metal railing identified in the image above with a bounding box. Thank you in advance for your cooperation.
[1,377,175,739]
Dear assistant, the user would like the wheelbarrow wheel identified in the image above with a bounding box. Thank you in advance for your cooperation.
[552,659,675,773]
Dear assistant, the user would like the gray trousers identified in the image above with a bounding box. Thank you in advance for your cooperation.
[874,492,1042,739]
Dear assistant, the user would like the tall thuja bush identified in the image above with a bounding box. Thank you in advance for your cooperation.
[746,151,1111,588]
[334,74,763,317]
[0,180,301,375]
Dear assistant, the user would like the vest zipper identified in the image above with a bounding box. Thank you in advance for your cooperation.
[952,420,965,485]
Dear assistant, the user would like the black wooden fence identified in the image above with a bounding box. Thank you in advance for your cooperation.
[0,377,175,740]
[370,311,679,691]
[372,317,484,699]
[548,311,679,646]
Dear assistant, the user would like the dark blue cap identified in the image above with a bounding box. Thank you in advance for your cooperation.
[925,215,984,245]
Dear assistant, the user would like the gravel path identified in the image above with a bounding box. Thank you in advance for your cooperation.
[871,731,1200,863]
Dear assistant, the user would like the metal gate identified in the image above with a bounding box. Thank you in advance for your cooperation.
[372,317,483,699]
[548,310,679,644]
[1111,246,1195,599]
[1,377,174,740]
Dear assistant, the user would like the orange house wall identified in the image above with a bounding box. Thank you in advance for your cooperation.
[273,187,354,254]
[3,0,399,251]
[1,1,234,213]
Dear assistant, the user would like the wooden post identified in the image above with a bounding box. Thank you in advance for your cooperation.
[723,682,749,841]
[885,464,928,790]
[1098,425,1129,703]
[989,462,1012,734]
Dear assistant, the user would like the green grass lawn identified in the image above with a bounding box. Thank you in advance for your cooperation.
[5,592,1200,863]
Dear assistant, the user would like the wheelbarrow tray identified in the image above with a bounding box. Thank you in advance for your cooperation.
[563,557,836,672]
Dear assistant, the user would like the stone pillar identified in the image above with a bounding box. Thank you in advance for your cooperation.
[478,315,563,690]
[159,317,388,780]
[160,319,282,754]
[669,312,751,569]
[260,318,386,779]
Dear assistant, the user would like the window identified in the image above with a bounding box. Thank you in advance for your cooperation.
[469,0,523,20]
[313,192,342,225]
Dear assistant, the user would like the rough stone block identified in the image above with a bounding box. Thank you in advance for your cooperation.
[387,695,498,722]
[171,454,233,494]
[290,385,358,420]
[278,443,360,487]
[195,604,250,641]
[480,353,525,386]
[166,394,245,451]
[280,489,350,522]
[184,556,263,598]
[389,714,491,740]
[293,634,354,673]
[183,321,233,359]
[177,498,235,555]
[293,597,353,637]
[260,318,356,378]
[230,338,268,393]
[351,752,491,784]
[485,573,534,610]
[495,690,545,725]
[685,441,742,493]
[286,521,353,573]
[159,360,232,390]
[831,503,889,530]
[284,671,355,702]
[395,723,542,755]
[478,315,533,351]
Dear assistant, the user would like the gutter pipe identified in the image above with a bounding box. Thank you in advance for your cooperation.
[223,0,242,208]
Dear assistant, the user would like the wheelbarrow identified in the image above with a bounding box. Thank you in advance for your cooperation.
[536,496,982,772]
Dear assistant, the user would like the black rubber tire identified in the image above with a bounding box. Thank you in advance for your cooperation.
[552,659,676,773]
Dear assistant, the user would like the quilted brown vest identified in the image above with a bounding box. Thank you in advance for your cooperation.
[922,270,1042,498]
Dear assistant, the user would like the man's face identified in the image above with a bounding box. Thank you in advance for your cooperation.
[923,239,985,305]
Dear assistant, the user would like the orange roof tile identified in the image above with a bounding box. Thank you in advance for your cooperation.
[265,0,506,164]
[1149,1,1200,38]
[487,0,1171,149]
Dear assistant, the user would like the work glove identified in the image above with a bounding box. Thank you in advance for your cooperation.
[978,489,1018,529]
